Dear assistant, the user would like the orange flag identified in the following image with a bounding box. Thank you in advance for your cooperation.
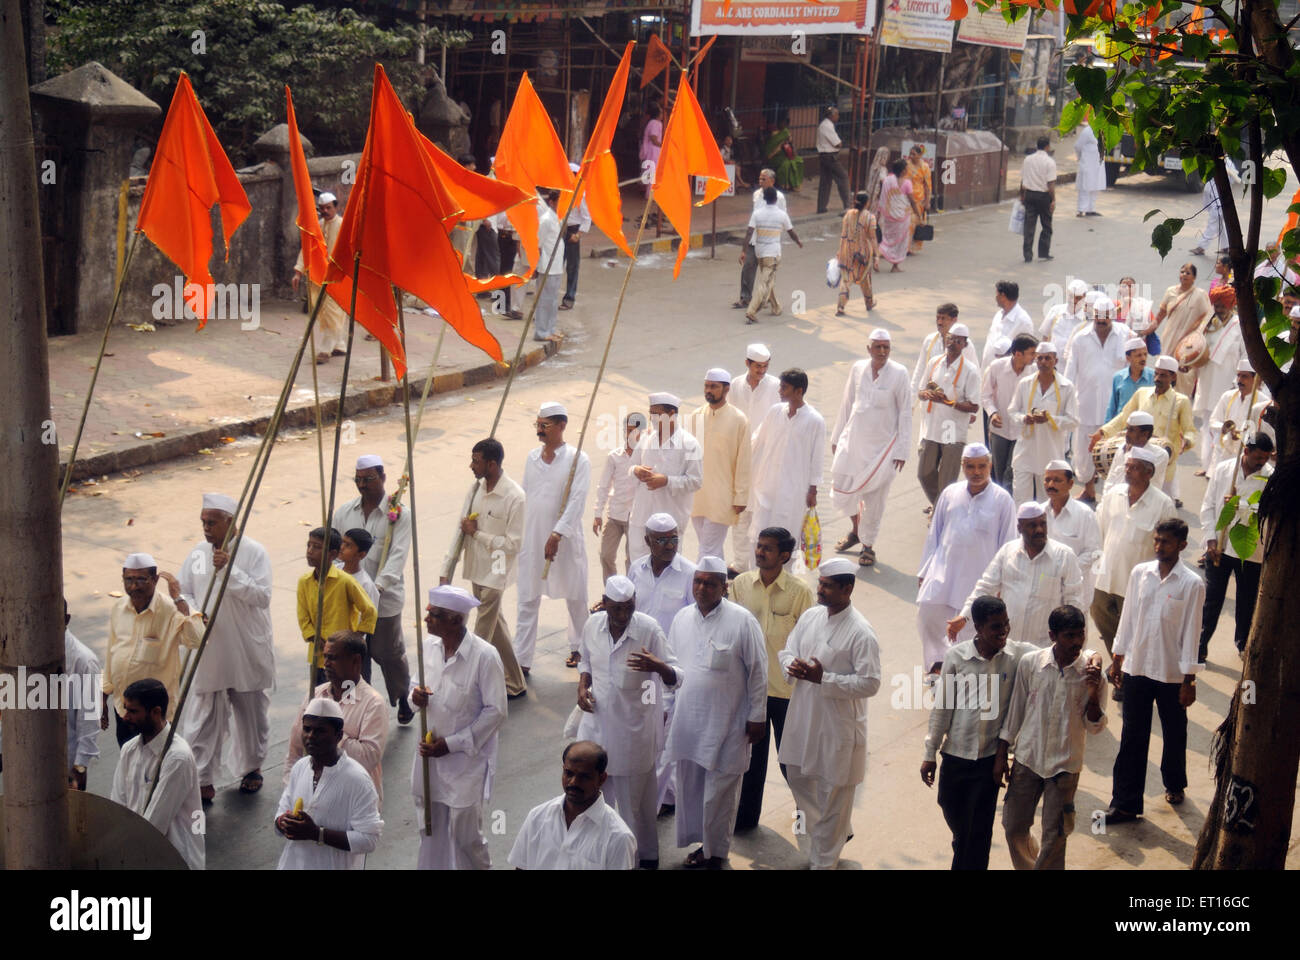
[494,73,575,279]
[573,40,635,258]
[136,73,251,328]
[1278,185,1300,250]
[641,34,673,89]
[653,76,730,278]
[285,86,405,375]
[326,65,504,363]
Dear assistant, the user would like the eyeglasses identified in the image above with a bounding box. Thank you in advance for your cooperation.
[649,535,679,545]
[123,577,153,587]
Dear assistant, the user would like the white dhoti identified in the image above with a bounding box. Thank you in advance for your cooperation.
[1077,189,1096,214]
[788,766,857,870]
[514,595,587,668]
[1073,423,1101,484]
[181,688,271,785]
[306,281,348,355]
[417,802,491,870]
[730,508,755,572]
[830,432,902,545]
[692,517,729,563]
[917,601,971,672]
[1012,471,1046,506]
[604,770,660,862]
[674,760,744,860]
[656,694,677,807]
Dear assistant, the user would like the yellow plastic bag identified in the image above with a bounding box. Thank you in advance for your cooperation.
[801,508,822,570]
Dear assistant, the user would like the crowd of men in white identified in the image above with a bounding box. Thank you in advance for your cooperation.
[52,270,1287,871]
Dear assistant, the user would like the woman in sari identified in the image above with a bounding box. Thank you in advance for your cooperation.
[905,145,933,253]
[763,115,804,191]
[875,159,921,271]
[1151,261,1213,394]
[863,147,890,211]
[836,191,878,316]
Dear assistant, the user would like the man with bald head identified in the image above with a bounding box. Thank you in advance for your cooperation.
[690,368,751,564]
[177,493,275,799]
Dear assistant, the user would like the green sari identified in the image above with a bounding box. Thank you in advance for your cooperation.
[763,127,804,190]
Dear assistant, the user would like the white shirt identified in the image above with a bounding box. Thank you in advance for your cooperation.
[1194,317,1244,415]
[1095,483,1178,596]
[534,199,565,275]
[983,304,1034,369]
[1020,149,1058,193]
[1042,497,1102,574]
[1209,385,1271,469]
[1113,560,1205,683]
[924,638,1037,762]
[748,204,794,259]
[751,402,826,512]
[750,187,788,213]
[409,631,506,809]
[663,599,768,775]
[627,427,704,534]
[65,630,101,768]
[178,537,275,693]
[959,538,1085,647]
[1000,646,1106,778]
[333,497,411,619]
[981,356,1030,442]
[111,724,204,871]
[1102,440,1170,497]
[918,352,981,445]
[730,373,781,435]
[918,481,1018,608]
[1063,322,1133,425]
[1009,372,1079,474]
[577,610,679,776]
[594,447,639,523]
[442,473,525,590]
[518,444,590,602]
[1039,302,1087,357]
[777,605,882,786]
[1201,458,1271,561]
[911,330,980,398]
[347,563,380,610]
[507,793,637,870]
[816,117,842,153]
[831,358,913,485]
[276,753,382,870]
[628,553,697,636]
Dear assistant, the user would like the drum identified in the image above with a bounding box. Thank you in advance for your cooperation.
[1174,329,1210,369]
[1093,435,1175,480]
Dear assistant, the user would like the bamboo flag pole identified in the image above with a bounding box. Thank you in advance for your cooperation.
[542,192,657,579]
[58,231,142,509]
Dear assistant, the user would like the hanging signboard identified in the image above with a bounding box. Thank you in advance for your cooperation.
[879,0,955,53]
[692,0,877,36]
[957,7,1031,50]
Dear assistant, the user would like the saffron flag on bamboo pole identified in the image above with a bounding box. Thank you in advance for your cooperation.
[493,73,575,279]
[1278,185,1300,251]
[640,34,673,89]
[285,86,406,375]
[573,40,635,258]
[653,76,730,278]
[136,72,251,328]
[326,65,504,363]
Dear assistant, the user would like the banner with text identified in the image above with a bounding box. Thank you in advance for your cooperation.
[692,0,877,36]
[957,7,1031,50]
[879,0,955,53]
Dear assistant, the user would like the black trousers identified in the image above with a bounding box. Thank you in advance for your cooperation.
[989,433,1016,493]
[1022,190,1053,259]
[739,243,758,303]
[497,232,519,311]
[1111,673,1187,814]
[563,232,581,303]
[735,695,789,830]
[1199,555,1260,660]
[817,152,850,213]
[937,753,1001,870]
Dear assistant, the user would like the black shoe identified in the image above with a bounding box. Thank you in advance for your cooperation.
[638,859,659,870]
[1040,254,1054,261]
[1113,685,1124,703]
[1024,256,1033,263]
[507,689,527,700]
[397,698,414,725]
[1104,807,1140,824]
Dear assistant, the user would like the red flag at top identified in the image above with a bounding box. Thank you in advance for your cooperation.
[136,73,251,327]
[574,40,635,259]
[653,76,730,278]
[325,65,504,363]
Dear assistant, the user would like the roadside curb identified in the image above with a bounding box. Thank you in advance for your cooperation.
[60,338,558,483]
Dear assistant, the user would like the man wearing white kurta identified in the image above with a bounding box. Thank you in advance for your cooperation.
[1041,460,1102,601]
[1194,292,1245,471]
[917,444,1017,673]
[411,586,507,869]
[1207,362,1268,472]
[917,324,982,505]
[950,502,1084,647]
[751,369,826,567]
[689,369,751,563]
[1100,411,1170,497]
[1039,279,1089,357]
[1074,122,1107,215]
[912,304,980,410]
[63,618,101,791]
[275,697,382,870]
[577,576,680,867]
[830,329,911,567]
[627,393,704,564]
[291,192,348,363]
[779,557,882,870]
[516,402,590,671]
[729,344,782,571]
[1008,343,1079,504]
[983,282,1035,371]
[1064,301,1132,500]
[177,492,274,799]
[664,558,767,868]
[531,190,566,341]
[982,334,1037,492]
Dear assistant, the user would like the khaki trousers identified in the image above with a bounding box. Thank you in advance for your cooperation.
[472,583,526,697]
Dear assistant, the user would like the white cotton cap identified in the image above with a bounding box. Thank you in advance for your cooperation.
[962,442,990,459]
[1127,411,1155,427]
[355,454,383,470]
[426,585,481,614]
[1035,341,1057,355]
[318,192,337,205]
[645,512,678,533]
[202,492,237,515]
[304,697,344,721]
[697,556,727,574]
[603,575,636,602]
[869,328,891,342]
[1067,278,1088,296]
[746,343,771,362]
[1128,445,1159,465]
[1084,290,1103,305]
[649,392,680,408]
[948,323,970,339]
[1017,501,1046,520]
[994,336,1012,356]
[1094,297,1117,317]
[538,401,567,419]
[705,367,732,384]
[123,553,156,570]
[1237,359,1255,374]
[1154,355,1179,372]
[1044,459,1072,473]
[1124,337,1146,353]
[818,557,857,577]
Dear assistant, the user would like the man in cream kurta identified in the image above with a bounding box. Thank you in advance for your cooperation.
[628,393,704,564]
[779,558,882,870]
[1063,303,1132,498]
[1193,291,1245,470]
[1008,343,1078,504]
[291,192,348,362]
[577,576,680,867]
[916,324,982,505]
[750,370,826,568]
[516,403,590,670]
[830,329,912,566]
[177,493,275,798]
[688,370,751,564]
[664,560,767,868]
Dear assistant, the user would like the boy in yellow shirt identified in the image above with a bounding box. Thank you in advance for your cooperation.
[297,527,377,683]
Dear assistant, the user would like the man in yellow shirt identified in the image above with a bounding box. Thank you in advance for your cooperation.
[728,526,814,830]
[297,528,377,684]
[1092,355,1196,499]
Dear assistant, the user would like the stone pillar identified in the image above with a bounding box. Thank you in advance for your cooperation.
[253,123,308,297]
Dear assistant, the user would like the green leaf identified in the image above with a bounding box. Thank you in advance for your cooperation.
[1262,166,1288,200]
[1247,490,1262,506]
[1144,209,1163,223]
[1217,494,1241,533]
[1228,516,1259,561]
[1152,221,1175,258]
[1074,67,1108,106]
[1059,99,1085,135]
